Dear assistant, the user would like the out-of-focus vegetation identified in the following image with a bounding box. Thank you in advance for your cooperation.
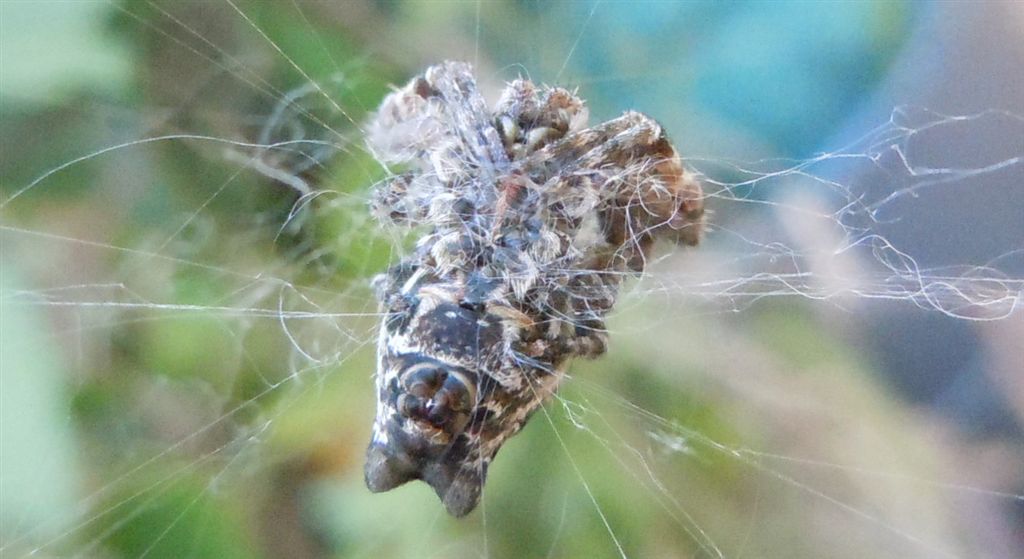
[2,2,1022,559]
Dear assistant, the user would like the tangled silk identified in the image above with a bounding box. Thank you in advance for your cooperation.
[363,61,704,516]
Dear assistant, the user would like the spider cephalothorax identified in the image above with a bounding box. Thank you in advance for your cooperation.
[363,61,704,516]
[365,266,562,516]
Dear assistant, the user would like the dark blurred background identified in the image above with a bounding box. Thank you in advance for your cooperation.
[2,1,1022,558]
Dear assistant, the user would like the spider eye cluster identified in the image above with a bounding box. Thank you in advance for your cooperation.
[395,360,476,439]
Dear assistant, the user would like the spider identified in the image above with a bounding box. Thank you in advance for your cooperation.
[362,61,704,516]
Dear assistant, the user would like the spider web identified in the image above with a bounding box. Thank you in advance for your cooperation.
[2,2,1022,558]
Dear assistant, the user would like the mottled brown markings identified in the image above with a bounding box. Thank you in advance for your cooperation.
[363,61,704,516]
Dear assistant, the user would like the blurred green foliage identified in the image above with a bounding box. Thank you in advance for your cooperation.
[0,2,991,559]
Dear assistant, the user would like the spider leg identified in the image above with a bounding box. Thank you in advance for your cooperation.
[519,112,704,358]
[530,111,705,271]
[367,62,507,174]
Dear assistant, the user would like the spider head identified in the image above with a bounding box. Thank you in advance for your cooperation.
[364,372,483,516]
[365,289,509,516]
[364,355,485,517]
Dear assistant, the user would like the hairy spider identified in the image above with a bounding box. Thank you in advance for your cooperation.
[363,61,704,516]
